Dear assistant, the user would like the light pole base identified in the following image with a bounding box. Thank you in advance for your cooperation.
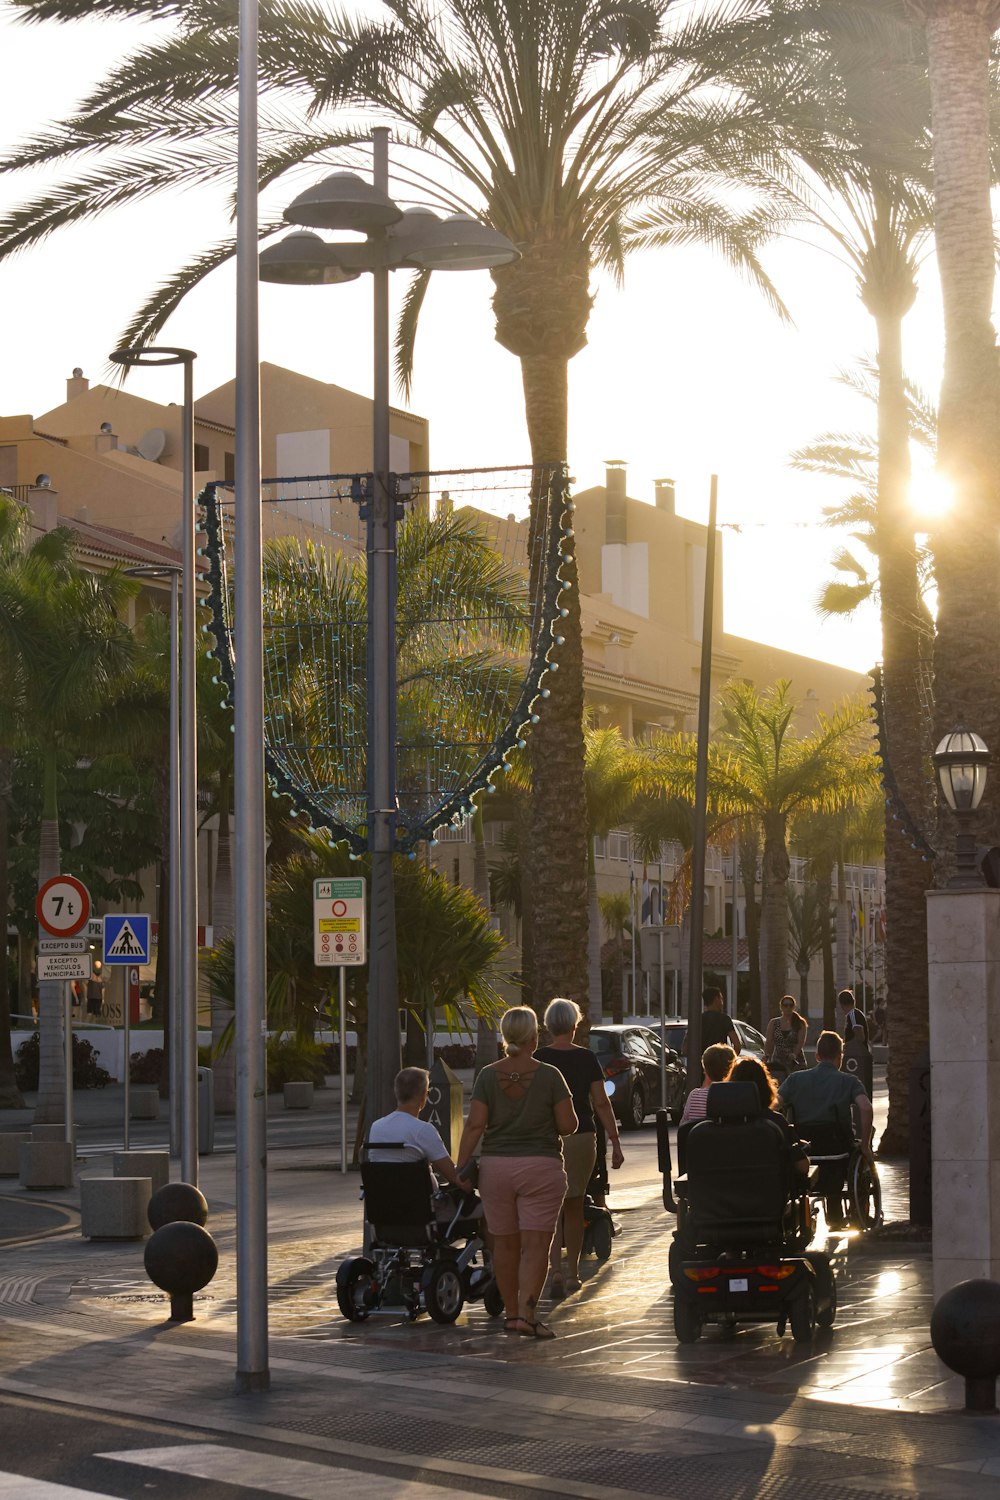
[236,1368,271,1393]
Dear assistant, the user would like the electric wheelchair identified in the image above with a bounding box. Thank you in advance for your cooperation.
[336,1147,501,1324]
[658,1083,837,1345]
[792,1118,883,1232]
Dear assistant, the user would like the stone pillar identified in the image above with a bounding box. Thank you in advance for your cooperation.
[928,888,1000,1299]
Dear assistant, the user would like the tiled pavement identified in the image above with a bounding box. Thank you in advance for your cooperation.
[2,1087,999,1499]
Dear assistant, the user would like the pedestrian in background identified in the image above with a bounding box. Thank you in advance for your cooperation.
[764,996,807,1082]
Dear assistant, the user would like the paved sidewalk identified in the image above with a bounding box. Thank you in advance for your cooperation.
[2,1073,998,1499]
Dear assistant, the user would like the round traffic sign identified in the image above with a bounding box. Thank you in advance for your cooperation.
[36,875,91,937]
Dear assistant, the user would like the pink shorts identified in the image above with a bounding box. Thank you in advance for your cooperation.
[478,1155,568,1236]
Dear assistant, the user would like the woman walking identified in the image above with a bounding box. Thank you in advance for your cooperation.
[456,1006,577,1339]
[536,998,624,1297]
[763,996,807,1083]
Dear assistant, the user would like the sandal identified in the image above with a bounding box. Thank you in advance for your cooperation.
[524,1319,556,1340]
[504,1317,531,1335]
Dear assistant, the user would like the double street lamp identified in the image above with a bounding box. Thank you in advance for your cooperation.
[260,130,517,1122]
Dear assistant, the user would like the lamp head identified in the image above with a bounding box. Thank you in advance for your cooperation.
[284,172,402,233]
[400,212,519,270]
[259,231,361,286]
[934,727,989,813]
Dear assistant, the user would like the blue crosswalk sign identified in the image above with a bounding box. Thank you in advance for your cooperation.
[103,913,151,965]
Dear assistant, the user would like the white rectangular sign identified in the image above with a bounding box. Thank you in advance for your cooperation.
[38,937,88,954]
[38,953,92,981]
[314,877,366,966]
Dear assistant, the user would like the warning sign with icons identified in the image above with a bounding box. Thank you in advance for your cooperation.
[313,878,366,966]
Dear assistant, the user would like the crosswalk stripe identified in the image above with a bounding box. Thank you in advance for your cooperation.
[98,1443,482,1498]
[0,1475,106,1499]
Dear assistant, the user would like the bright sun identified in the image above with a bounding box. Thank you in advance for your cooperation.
[909,469,954,525]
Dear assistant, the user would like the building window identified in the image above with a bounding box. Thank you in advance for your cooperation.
[194,443,210,471]
[224,451,235,483]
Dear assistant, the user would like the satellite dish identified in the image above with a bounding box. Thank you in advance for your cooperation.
[137,428,167,462]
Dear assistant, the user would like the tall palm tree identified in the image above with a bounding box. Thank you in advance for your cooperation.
[598,890,632,1025]
[582,726,642,1022]
[0,0,800,1016]
[788,883,830,1015]
[905,0,1000,852]
[651,681,876,1012]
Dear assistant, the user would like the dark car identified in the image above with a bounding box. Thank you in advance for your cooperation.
[588,1024,688,1129]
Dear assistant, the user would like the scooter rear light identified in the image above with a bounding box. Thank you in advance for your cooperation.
[755,1265,796,1279]
[683,1267,721,1281]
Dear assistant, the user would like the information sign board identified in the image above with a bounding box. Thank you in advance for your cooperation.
[313,878,366,966]
[38,953,92,981]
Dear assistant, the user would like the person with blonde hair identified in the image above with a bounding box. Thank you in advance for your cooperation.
[536,997,624,1297]
[456,1005,578,1338]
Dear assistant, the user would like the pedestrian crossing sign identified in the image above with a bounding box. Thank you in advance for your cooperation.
[103,913,151,965]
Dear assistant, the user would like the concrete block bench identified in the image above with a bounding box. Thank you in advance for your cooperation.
[114,1150,169,1197]
[32,1124,77,1156]
[0,1132,31,1177]
[283,1081,314,1110]
[129,1087,160,1120]
[81,1176,152,1240]
[19,1141,74,1189]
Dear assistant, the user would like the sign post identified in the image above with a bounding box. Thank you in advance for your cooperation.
[314,879,366,1173]
[103,915,151,1150]
[36,875,91,1145]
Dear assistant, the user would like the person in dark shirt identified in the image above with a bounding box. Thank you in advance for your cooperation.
[838,988,870,1046]
[536,997,623,1297]
[696,987,742,1054]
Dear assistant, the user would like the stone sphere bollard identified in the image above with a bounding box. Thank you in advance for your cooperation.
[144,1220,219,1323]
[147,1181,209,1232]
[930,1279,1000,1413]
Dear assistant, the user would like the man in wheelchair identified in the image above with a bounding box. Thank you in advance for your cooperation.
[337,1068,497,1325]
[778,1031,878,1230]
[666,1078,836,1344]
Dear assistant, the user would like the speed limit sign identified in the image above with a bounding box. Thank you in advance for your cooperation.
[36,875,92,937]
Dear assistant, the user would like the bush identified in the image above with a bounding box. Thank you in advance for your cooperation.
[129,1047,163,1085]
[267,1033,328,1092]
[14,1032,113,1092]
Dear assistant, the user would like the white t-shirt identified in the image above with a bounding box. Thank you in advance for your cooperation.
[368,1109,449,1163]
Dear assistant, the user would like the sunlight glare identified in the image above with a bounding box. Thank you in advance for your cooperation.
[909,469,954,525]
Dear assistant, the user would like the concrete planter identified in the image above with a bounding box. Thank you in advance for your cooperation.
[129,1087,160,1121]
[0,1132,31,1177]
[283,1081,314,1110]
[81,1176,152,1240]
[19,1141,74,1189]
[114,1150,170,1196]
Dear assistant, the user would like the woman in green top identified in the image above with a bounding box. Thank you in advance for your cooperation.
[456,1006,578,1338]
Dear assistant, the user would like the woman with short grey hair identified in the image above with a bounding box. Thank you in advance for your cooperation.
[537,998,624,1297]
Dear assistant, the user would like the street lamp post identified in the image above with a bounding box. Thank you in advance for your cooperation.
[110,347,198,1183]
[124,564,181,1156]
[933,728,990,887]
[260,135,517,1124]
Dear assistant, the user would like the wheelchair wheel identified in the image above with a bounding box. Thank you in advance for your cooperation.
[673,1297,701,1344]
[423,1261,465,1324]
[789,1288,815,1344]
[850,1154,883,1231]
[336,1257,377,1322]
[482,1279,504,1318]
[590,1215,614,1262]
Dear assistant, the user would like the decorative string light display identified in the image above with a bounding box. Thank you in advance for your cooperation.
[203,464,570,851]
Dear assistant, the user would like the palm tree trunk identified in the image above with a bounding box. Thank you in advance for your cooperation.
[587,836,602,1024]
[873,303,936,1154]
[740,833,762,1030]
[922,3,1000,854]
[817,863,836,1030]
[0,750,23,1108]
[761,812,790,1010]
[834,855,850,992]
[519,350,588,1015]
[35,747,65,1123]
[472,804,497,1073]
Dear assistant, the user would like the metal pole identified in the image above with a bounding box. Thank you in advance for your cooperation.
[168,570,181,1159]
[339,970,348,1175]
[658,928,666,1110]
[64,983,73,1149]
[686,475,718,1091]
[630,867,637,1020]
[235,0,270,1393]
[366,125,401,1126]
[180,350,199,1187]
[731,829,740,1017]
[123,962,131,1151]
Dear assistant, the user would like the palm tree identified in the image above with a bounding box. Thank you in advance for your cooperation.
[651,681,876,1014]
[788,884,830,1015]
[582,727,642,1022]
[598,891,632,1025]
[0,0,801,1019]
[904,0,1000,853]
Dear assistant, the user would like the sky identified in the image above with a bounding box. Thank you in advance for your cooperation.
[0,3,963,674]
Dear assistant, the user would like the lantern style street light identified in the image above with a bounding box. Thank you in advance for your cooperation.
[260,130,518,1123]
[934,727,990,888]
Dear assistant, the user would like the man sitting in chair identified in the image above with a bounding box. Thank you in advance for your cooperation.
[368,1067,467,1188]
[778,1031,873,1219]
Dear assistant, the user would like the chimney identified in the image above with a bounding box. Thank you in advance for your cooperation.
[655,477,676,515]
[605,460,627,545]
[29,474,59,532]
[67,367,89,401]
[96,422,117,454]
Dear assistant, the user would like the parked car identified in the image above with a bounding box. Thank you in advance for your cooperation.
[659,1017,767,1065]
[588,1024,688,1129]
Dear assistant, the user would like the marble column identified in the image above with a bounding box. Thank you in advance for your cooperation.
[927,888,1000,1299]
